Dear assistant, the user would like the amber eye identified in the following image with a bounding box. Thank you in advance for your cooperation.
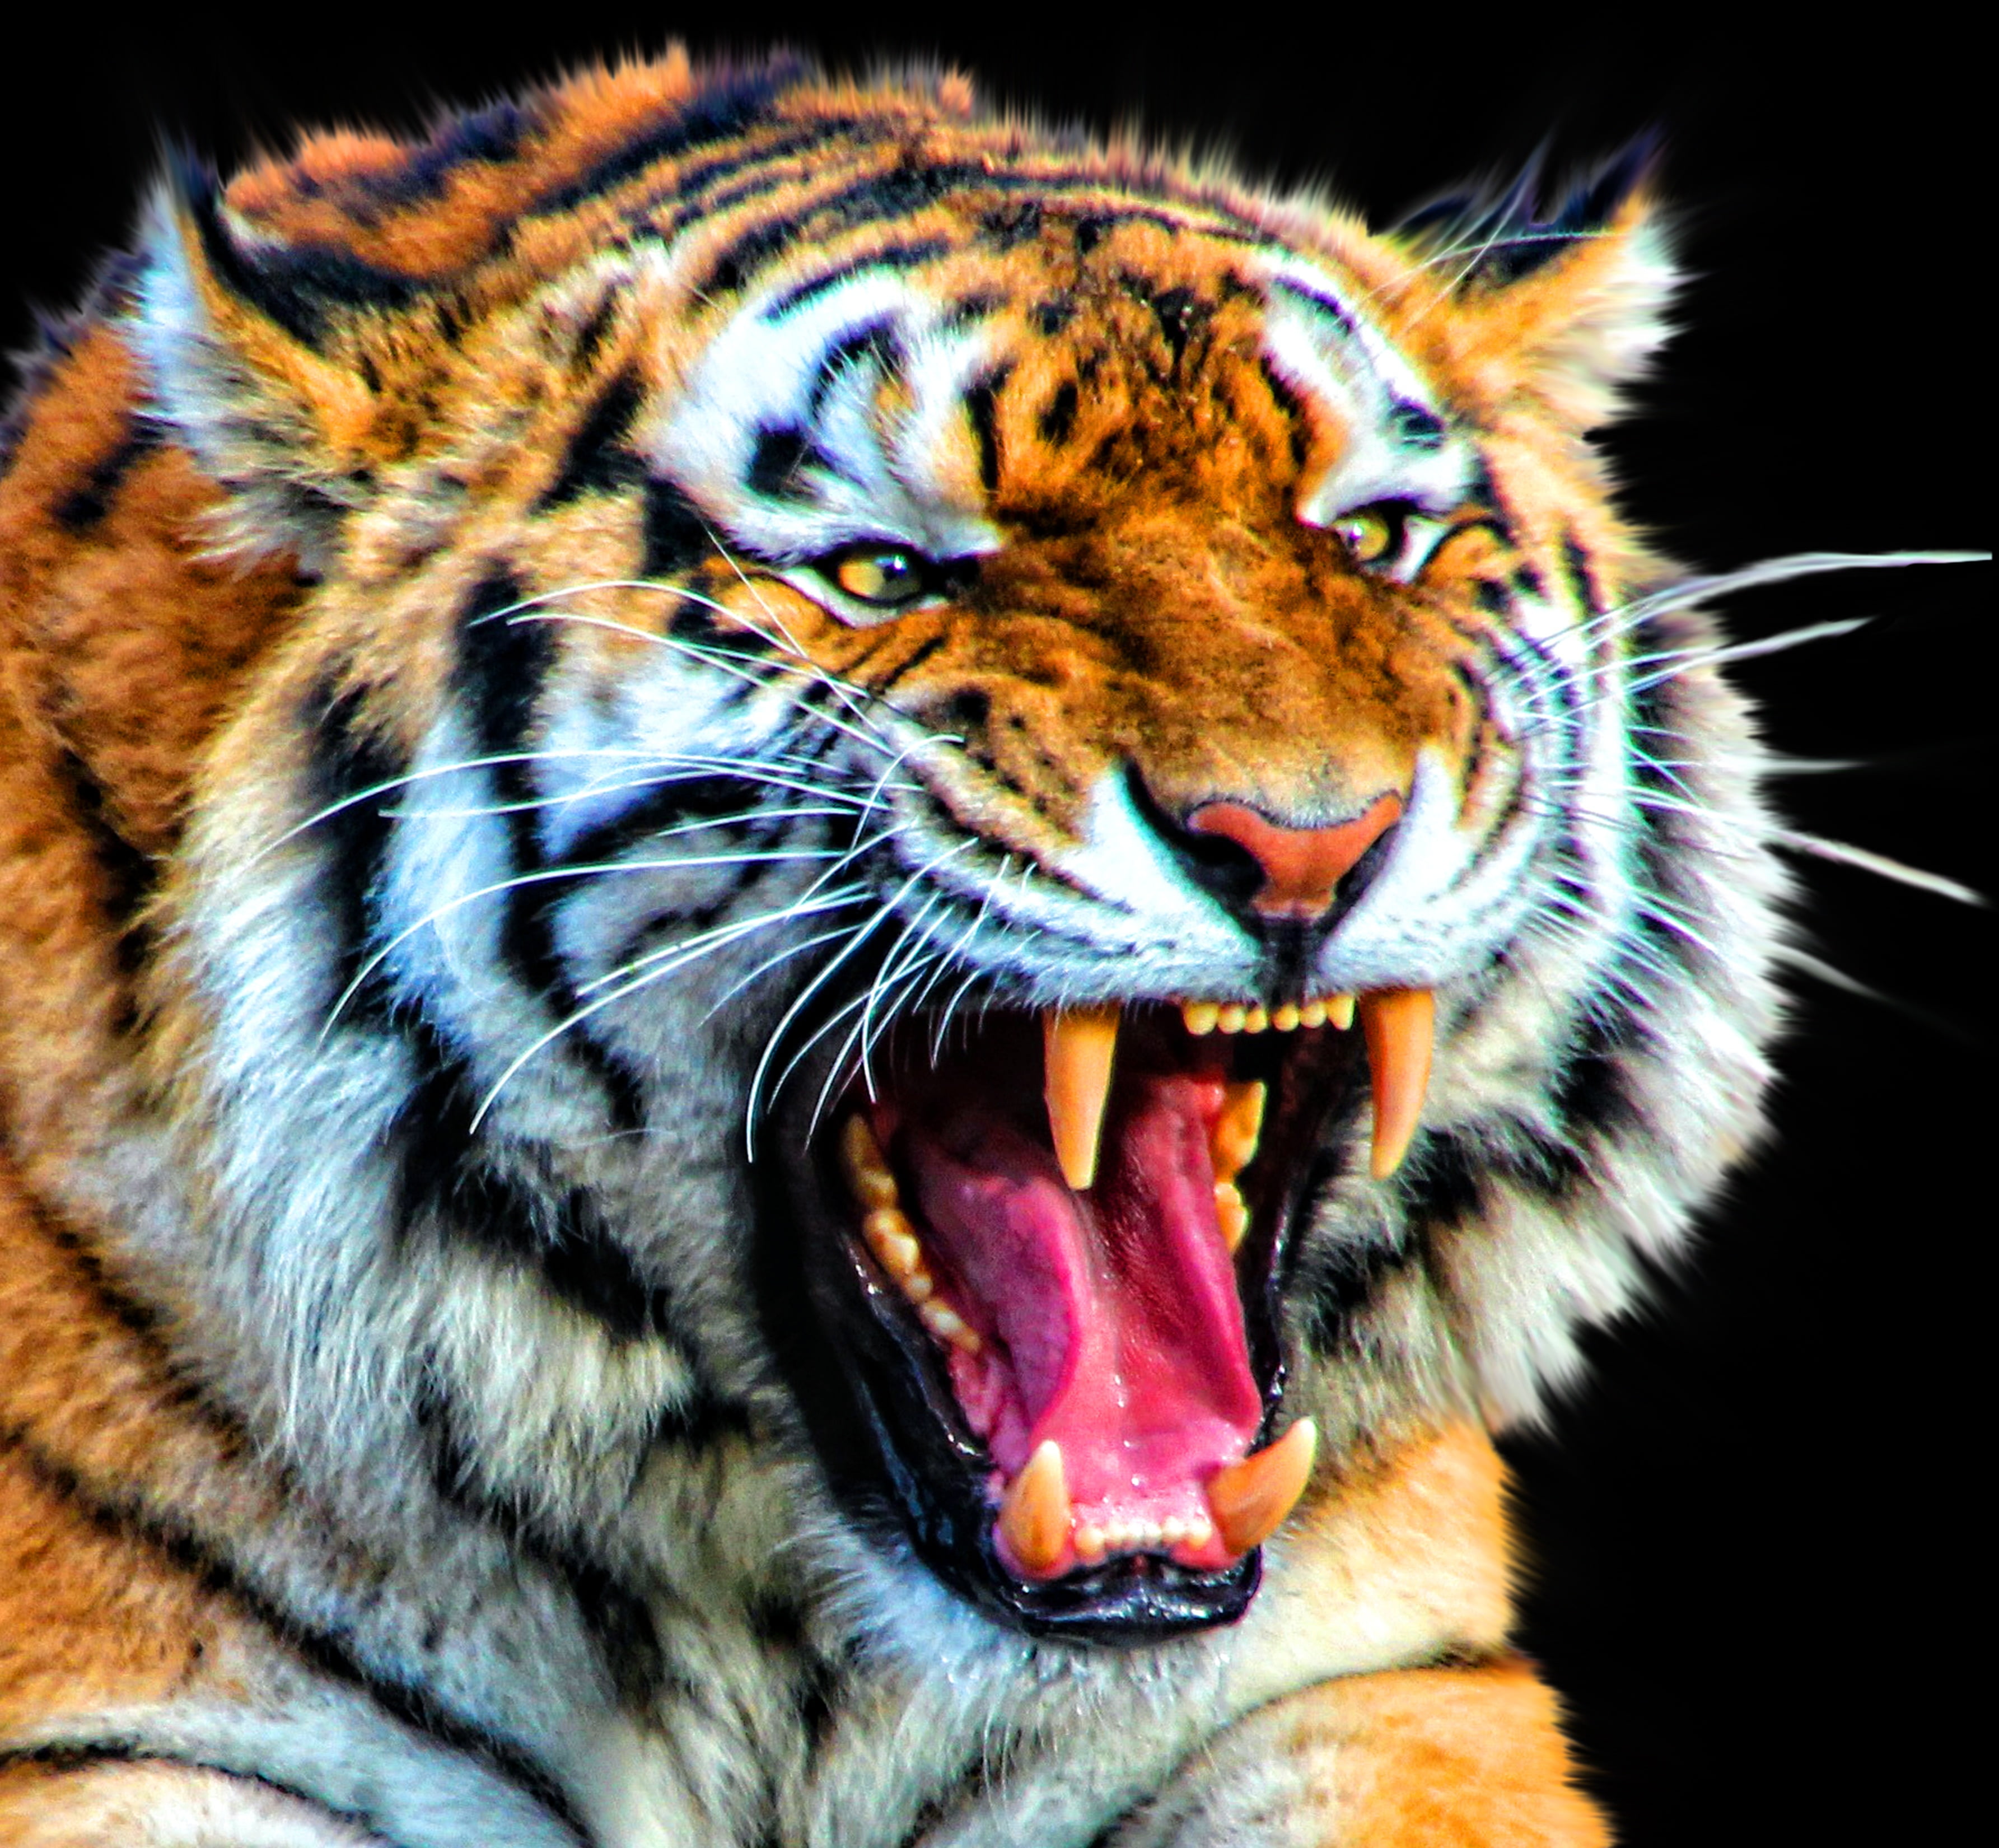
[1333,507,1399,566]
[830,545,928,606]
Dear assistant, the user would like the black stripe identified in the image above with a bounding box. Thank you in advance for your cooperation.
[52,422,158,530]
[178,156,416,348]
[963,367,1007,493]
[748,423,832,499]
[529,57,811,217]
[1030,293,1075,335]
[640,478,717,581]
[53,745,157,1000]
[805,319,903,418]
[456,570,646,1128]
[0,1424,586,1839]
[302,675,405,1029]
[393,1018,675,1344]
[1257,357,1313,471]
[1390,400,1447,449]
[1037,379,1079,447]
[765,239,952,319]
[343,99,533,213]
[695,167,1264,304]
[538,369,647,508]
[549,774,762,882]
[0,1740,393,1840]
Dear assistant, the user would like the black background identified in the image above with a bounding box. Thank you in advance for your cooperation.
[3,10,1988,1842]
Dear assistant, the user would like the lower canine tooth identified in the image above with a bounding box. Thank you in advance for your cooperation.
[1358,988,1435,1179]
[1206,1418,1318,1556]
[998,1440,1071,1576]
[1043,1003,1121,1192]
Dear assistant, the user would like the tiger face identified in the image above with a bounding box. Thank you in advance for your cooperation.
[121,64,1730,1657]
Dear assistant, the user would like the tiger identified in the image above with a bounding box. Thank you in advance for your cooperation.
[0,44,1975,1847]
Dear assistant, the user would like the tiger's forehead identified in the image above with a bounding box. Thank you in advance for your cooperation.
[646,208,1474,567]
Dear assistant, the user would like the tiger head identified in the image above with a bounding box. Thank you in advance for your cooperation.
[107,58,1774,1655]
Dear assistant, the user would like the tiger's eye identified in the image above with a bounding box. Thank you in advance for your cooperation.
[1334,508,1394,564]
[833,547,924,605]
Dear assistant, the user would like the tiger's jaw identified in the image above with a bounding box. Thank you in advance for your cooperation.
[767,988,1420,1641]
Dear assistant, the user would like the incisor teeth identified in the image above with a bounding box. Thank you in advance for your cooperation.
[1043,1004,1121,1192]
[1298,998,1327,1028]
[1272,1002,1301,1032]
[1181,1000,1220,1036]
[1357,988,1435,1179]
[1243,1005,1269,1033]
[1075,1524,1106,1562]
[1206,1418,1318,1556]
[1214,1181,1249,1254]
[840,1116,900,1208]
[998,1440,1071,1576]
[1211,1080,1267,1183]
[1217,1004,1247,1034]
[1326,993,1356,1031]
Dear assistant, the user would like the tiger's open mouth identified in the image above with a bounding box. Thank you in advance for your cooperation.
[768,987,1435,1642]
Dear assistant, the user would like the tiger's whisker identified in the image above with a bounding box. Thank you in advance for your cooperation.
[1772,831,1986,907]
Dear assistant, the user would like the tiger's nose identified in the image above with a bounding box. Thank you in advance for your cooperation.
[1184,793,1404,923]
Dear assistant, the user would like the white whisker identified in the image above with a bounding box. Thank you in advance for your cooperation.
[469,886,872,1132]
[1774,831,1985,907]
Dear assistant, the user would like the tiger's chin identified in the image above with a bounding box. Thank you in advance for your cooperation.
[763,987,1417,1644]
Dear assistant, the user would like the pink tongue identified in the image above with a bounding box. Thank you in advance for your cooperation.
[896,1070,1263,1525]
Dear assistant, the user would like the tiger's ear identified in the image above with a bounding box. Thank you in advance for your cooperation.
[1399,142,1679,431]
[134,157,417,561]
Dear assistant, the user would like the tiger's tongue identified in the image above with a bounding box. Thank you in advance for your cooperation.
[893,1066,1263,1518]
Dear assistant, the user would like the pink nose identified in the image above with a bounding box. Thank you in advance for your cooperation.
[1185,794,1404,922]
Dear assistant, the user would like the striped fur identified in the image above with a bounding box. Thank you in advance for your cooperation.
[0,50,1829,1844]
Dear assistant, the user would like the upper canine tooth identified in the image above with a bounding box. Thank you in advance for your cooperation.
[1205,1418,1318,1556]
[1043,1004,1121,1192]
[998,1439,1072,1576]
[1211,1080,1267,1183]
[1358,989,1435,1179]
